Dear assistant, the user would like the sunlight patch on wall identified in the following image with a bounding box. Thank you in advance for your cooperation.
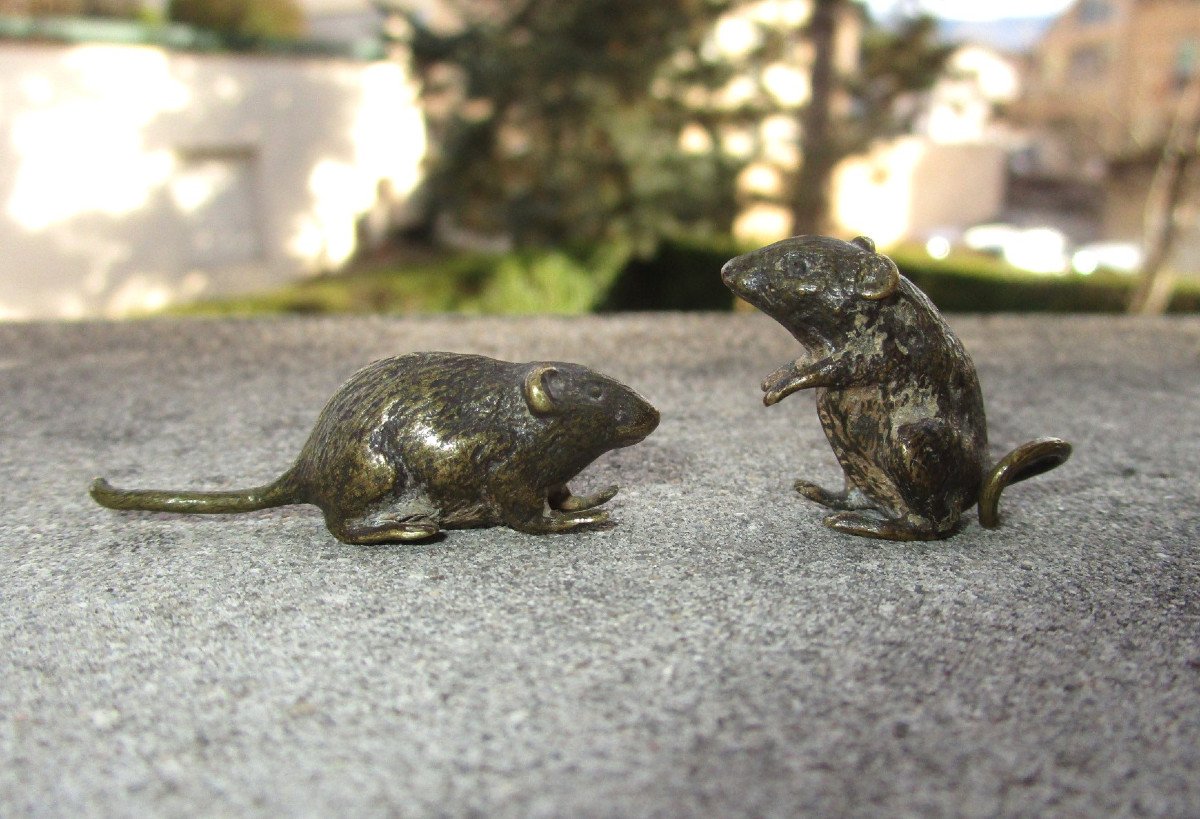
[298,159,361,269]
[104,274,174,316]
[831,138,923,248]
[353,62,426,203]
[169,161,229,215]
[287,63,427,271]
[0,42,429,318]
[0,301,29,322]
[6,45,190,232]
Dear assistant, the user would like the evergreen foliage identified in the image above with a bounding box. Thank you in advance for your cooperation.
[402,0,740,250]
[855,13,956,139]
[167,0,304,40]
[402,1,957,250]
[0,0,142,17]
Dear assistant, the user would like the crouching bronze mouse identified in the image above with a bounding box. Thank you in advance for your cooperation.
[722,234,1071,541]
[92,352,660,544]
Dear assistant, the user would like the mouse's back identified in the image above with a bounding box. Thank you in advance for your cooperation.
[285,353,513,506]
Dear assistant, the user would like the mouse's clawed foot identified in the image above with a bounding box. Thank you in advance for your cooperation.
[823,511,942,542]
[537,508,611,533]
[504,502,611,534]
[561,508,611,526]
[330,513,441,545]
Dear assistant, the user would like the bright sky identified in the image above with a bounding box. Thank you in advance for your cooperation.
[863,0,1077,21]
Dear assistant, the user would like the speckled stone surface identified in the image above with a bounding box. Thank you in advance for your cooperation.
[1,314,1198,816]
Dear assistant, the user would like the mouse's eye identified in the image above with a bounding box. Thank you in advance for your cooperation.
[587,385,604,401]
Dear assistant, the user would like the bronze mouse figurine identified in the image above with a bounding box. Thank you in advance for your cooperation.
[721,234,1071,541]
[92,352,660,544]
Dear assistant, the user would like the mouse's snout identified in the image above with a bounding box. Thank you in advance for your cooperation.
[722,254,768,307]
[618,396,660,445]
[721,257,752,299]
[641,402,660,435]
[634,399,660,435]
[720,257,741,285]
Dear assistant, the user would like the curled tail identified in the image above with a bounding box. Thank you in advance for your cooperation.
[90,472,298,515]
[978,437,1072,528]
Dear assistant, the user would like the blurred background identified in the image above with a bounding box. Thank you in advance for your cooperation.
[0,0,1197,320]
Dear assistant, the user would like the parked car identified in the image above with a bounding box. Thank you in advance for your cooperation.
[963,223,1069,274]
[1071,242,1143,275]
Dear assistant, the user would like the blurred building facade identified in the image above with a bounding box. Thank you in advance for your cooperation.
[1019,0,1200,170]
[1016,0,1200,256]
[0,20,425,319]
[830,42,1020,247]
[694,2,1022,248]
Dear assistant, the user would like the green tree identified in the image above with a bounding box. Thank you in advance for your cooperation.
[167,0,305,40]
[1129,74,1200,314]
[855,12,956,138]
[793,5,954,233]
[3,0,142,17]
[402,0,955,250]
[401,0,736,250]
[790,0,844,235]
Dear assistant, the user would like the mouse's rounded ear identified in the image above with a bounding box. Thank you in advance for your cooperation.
[851,235,876,253]
[524,364,561,415]
[858,253,900,300]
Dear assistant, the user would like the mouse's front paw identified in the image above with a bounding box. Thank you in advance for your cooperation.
[762,360,823,405]
[761,361,800,394]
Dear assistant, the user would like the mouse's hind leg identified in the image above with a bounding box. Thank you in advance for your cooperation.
[326,510,441,545]
[823,509,946,541]
[807,417,970,540]
[548,483,619,512]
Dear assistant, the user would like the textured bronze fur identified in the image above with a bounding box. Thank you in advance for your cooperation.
[92,352,659,544]
[722,235,1071,541]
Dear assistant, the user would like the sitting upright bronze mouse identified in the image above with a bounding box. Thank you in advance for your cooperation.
[92,352,660,544]
[721,234,1071,541]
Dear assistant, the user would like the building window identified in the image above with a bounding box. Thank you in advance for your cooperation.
[1077,0,1113,25]
[1175,40,1199,91]
[1067,44,1109,82]
[169,148,265,268]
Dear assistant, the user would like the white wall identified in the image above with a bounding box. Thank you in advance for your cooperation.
[0,42,426,319]
[831,137,1007,247]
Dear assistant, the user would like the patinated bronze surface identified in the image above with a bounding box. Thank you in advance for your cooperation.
[92,352,660,544]
[721,234,1071,541]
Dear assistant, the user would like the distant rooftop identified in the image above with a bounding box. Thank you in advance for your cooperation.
[937,15,1056,53]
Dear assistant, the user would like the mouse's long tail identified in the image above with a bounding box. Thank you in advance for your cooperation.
[977,437,1072,528]
[90,471,298,515]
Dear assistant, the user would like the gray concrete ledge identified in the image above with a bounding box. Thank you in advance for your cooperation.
[1,314,1198,816]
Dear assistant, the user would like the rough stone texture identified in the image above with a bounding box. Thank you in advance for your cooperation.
[1,314,1197,816]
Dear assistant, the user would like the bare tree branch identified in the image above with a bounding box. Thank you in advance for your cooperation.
[1128,73,1200,314]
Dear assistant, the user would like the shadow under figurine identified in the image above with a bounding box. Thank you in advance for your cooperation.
[722,234,1071,541]
[92,352,659,544]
